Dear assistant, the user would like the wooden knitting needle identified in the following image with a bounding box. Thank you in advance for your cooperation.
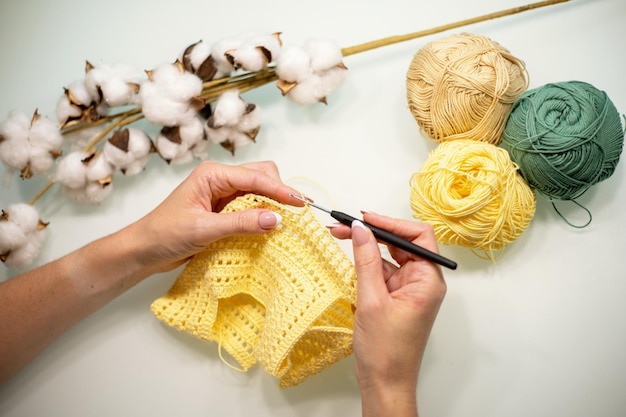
[289,194,457,270]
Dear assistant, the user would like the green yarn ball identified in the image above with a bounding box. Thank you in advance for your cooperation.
[502,81,624,200]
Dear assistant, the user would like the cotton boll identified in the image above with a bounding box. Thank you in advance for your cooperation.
[6,204,40,234]
[191,137,209,160]
[123,157,150,176]
[0,111,30,141]
[154,64,202,101]
[233,44,269,72]
[99,77,135,107]
[211,90,247,127]
[55,151,89,189]
[186,41,212,71]
[302,39,344,71]
[140,88,193,126]
[206,124,234,145]
[55,94,82,126]
[0,220,27,254]
[211,37,241,77]
[29,114,62,152]
[85,153,112,182]
[103,128,153,175]
[319,66,347,96]
[83,181,113,204]
[170,150,194,165]
[238,105,261,133]
[66,79,95,105]
[140,63,203,126]
[85,63,143,107]
[156,132,183,162]
[0,132,30,170]
[3,230,46,269]
[286,75,325,104]
[179,117,205,146]
[276,45,312,83]
[26,146,56,175]
[58,152,113,204]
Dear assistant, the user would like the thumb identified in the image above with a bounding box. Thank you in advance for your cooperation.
[208,209,282,239]
[351,220,388,307]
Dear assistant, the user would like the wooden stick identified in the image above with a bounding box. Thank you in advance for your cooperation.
[341,0,570,57]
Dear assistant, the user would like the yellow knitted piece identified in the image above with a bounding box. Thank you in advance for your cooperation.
[151,194,357,388]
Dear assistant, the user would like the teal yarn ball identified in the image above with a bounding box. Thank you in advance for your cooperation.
[502,81,624,200]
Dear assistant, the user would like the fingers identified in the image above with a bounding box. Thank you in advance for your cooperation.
[361,212,439,254]
[351,221,389,307]
[203,209,283,240]
[193,161,304,208]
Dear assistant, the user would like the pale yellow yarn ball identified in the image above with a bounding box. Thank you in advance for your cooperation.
[410,140,536,257]
[406,33,528,145]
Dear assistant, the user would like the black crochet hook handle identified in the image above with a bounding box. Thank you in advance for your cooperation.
[289,194,457,270]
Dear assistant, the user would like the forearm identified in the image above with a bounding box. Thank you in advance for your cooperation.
[360,383,418,417]
[0,222,151,382]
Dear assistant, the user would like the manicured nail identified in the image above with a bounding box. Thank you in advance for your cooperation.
[325,222,343,229]
[259,211,282,230]
[351,220,369,246]
[360,210,377,215]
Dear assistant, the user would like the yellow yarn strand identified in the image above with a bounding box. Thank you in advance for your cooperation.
[406,33,528,145]
[410,140,536,258]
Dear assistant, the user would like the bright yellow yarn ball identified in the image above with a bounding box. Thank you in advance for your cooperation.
[406,33,528,145]
[410,140,536,257]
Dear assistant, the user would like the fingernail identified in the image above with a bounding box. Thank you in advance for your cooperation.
[351,220,369,246]
[259,211,282,230]
[325,222,343,229]
[360,210,377,215]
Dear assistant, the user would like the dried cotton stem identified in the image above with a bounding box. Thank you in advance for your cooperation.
[341,0,570,57]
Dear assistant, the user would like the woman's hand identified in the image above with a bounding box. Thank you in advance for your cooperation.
[329,213,446,417]
[130,160,302,273]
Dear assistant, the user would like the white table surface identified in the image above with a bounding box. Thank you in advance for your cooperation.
[1,0,625,416]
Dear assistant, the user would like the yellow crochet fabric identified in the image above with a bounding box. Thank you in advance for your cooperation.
[151,194,357,388]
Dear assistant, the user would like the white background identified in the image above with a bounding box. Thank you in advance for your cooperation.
[1,0,625,416]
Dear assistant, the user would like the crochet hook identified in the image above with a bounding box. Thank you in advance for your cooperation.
[289,194,457,270]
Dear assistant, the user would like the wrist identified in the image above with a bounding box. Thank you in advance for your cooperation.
[359,381,418,417]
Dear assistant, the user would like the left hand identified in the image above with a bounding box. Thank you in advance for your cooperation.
[129,160,302,273]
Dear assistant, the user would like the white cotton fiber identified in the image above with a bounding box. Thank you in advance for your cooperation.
[0,220,27,253]
[55,95,82,125]
[85,153,112,182]
[103,141,134,167]
[3,229,45,269]
[29,114,63,151]
[0,111,29,141]
[238,106,261,133]
[6,203,40,233]
[0,132,30,170]
[55,151,89,189]
[179,117,205,146]
[233,44,267,72]
[206,124,233,145]
[85,63,143,107]
[287,75,325,104]
[211,37,241,77]
[26,146,55,175]
[302,39,343,71]
[140,63,203,126]
[66,79,95,106]
[187,41,212,70]
[83,181,113,204]
[103,128,152,174]
[212,90,246,127]
[156,133,182,161]
[275,45,312,83]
